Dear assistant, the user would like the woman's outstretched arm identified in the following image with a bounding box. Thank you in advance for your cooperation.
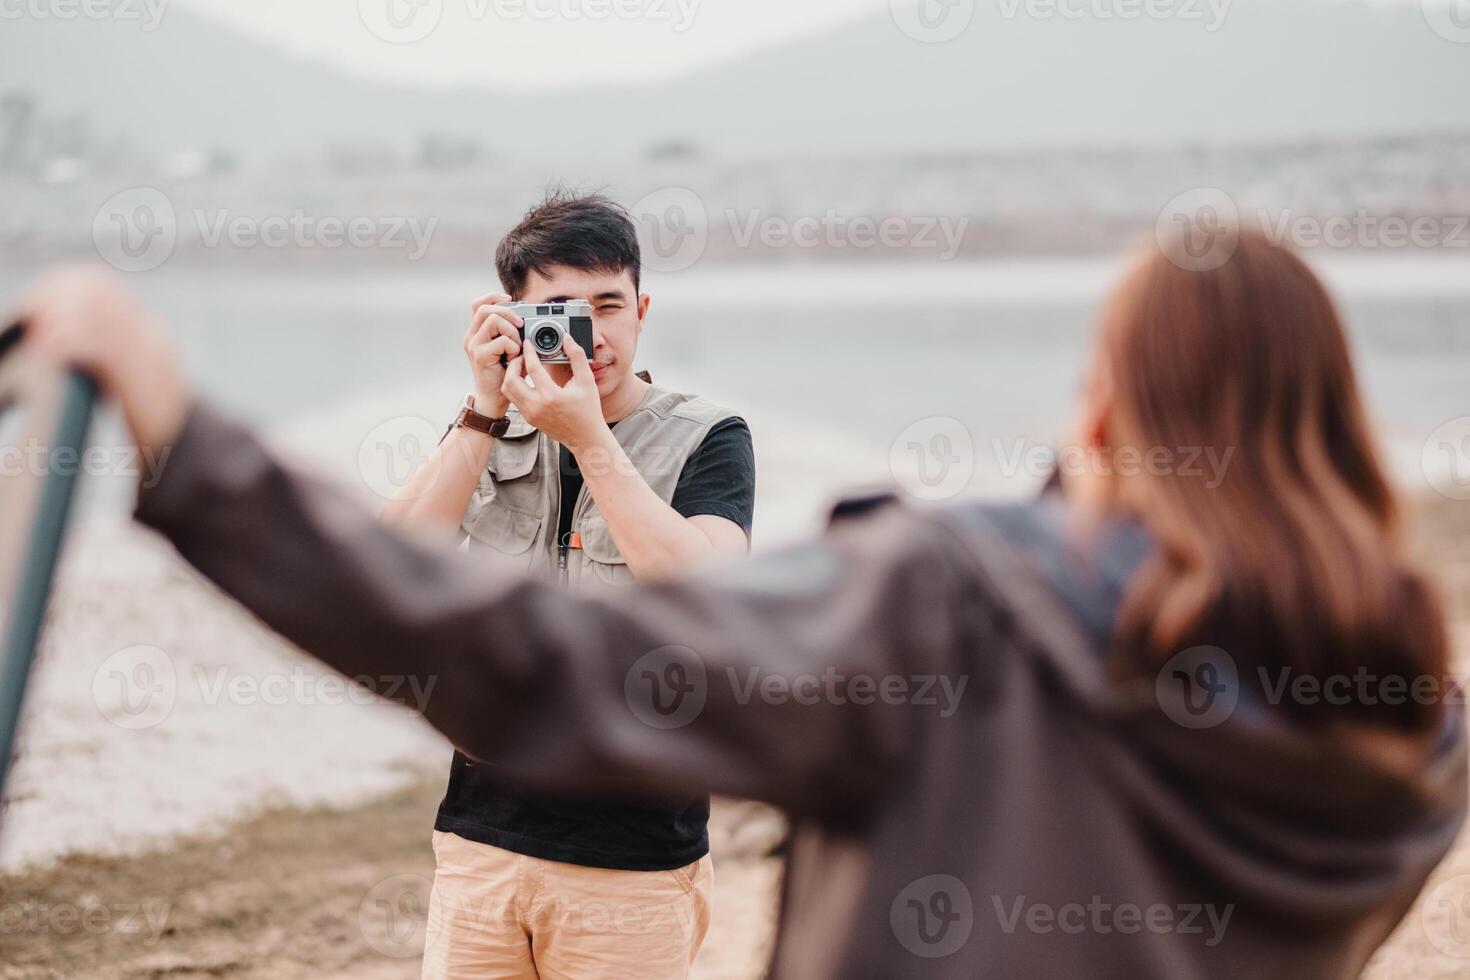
[136,402,984,824]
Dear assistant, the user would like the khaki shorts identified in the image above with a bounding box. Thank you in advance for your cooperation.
[422,831,713,979]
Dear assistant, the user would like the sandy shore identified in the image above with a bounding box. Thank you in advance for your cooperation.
[0,787,785,980]
[2,493,1469,978]
[1360,494,1470,980]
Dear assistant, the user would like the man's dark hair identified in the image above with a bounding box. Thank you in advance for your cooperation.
[496,190,641,298]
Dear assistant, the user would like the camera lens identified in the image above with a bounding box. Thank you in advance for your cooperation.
[533,324,562,354]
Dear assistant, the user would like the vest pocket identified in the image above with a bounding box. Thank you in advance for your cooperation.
[463,504,542,556]
[487,427,540,481]
[577,519,635,587]
[464,424,544,556]
[466,426,543,532]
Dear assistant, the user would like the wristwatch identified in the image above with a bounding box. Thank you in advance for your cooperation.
[454,394,511,438]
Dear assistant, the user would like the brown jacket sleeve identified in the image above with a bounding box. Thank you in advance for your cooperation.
[136,403,985,824]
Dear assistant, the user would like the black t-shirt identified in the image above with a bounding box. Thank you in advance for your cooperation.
[556,416,755,543]
[435,417,755,871]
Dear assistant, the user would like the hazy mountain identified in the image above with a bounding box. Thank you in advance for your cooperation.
[2,0,1467,165]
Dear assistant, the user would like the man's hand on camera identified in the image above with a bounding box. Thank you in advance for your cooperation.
[464,292,524,419]
[19,266,192,455]
[501,336,606,454]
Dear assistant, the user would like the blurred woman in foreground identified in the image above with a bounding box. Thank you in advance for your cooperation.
[21,230,1465,979]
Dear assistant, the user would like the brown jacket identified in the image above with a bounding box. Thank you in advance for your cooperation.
[137,404,1467,979]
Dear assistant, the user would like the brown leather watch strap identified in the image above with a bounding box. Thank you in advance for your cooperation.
[455,405,510,437]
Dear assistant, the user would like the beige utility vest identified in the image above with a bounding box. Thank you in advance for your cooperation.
[460,383,736,589]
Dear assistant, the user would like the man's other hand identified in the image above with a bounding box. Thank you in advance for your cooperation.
[464,292,524,419]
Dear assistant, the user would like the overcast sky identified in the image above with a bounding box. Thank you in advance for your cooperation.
[171,0,889,90]
[164,0,1434,92]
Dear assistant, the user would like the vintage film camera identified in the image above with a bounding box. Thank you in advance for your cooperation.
[507,300,594,364]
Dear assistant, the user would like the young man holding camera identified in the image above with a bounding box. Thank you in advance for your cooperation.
[380,192,755,978]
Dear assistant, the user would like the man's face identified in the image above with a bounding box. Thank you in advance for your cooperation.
[517,265,648,404]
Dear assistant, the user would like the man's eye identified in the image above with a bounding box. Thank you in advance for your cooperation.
[597,305,623,314]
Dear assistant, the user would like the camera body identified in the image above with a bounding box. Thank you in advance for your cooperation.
[508,300,594,364]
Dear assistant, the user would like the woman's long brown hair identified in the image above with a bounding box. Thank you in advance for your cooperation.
[1103,230,1446,732]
